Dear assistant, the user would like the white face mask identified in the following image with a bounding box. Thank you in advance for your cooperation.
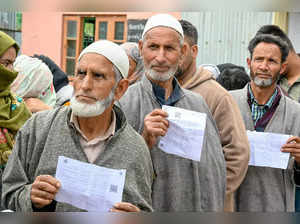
[70,89,115,118]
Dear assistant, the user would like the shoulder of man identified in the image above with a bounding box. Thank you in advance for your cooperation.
[19,106,70,134]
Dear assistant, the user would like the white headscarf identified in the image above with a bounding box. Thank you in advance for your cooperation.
[11,55,56,106]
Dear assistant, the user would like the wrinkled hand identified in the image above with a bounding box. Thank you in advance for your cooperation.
[110,202,141,212]
[281,136,300,164]
[142,109,169,149]
[31,175,61,209]
[24,98,52,113]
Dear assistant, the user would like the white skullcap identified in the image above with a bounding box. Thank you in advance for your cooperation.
[142,14,183,39]
[78,40,129,79]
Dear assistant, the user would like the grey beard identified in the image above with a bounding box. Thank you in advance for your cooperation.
[253,76,273,87]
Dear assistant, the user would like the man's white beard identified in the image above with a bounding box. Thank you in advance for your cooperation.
[145,65,178,81]
[70,90,115,117]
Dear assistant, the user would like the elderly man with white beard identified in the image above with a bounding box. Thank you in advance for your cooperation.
[1,40,154,212]
[118,13,226,211]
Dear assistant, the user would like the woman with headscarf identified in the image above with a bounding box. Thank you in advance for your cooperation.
[11,55,57,113]
[0,31,31,207]
[121,42,144,85]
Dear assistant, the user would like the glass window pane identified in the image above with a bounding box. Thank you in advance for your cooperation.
[67,20,77,38]
[83,18,95,49]
[99,22,107,39]
[66,59,75,76]
[114,22,124,40]
[67,40,76,57]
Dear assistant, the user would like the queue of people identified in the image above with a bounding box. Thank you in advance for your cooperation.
[0,13,300,212]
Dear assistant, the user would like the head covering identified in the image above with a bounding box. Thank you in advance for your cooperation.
[78,40,129,79]
[0,64,31,166]
[121,42,144,83]
[12,55,56,107]
[33,54,69,92]
[0,34,31,167]
[142,14,184,39]
[201,64,221,79]
[0,31,19,57]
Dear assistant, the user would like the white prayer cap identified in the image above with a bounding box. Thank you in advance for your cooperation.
[78,40,129,79]
[142,14,183,39]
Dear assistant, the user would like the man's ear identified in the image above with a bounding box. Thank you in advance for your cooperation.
[114,79,129,101]
[180,43,187,63]
[191,44,198,59]
[247,57,251,69]
[280,61,288,75]
[138,40,143,54]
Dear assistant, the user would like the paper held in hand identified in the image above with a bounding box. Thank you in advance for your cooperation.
[55,156,126,211]
[158,105,207,161]
[247,131,291,169]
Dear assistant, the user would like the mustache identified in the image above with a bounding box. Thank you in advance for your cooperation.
[149,62,170,68]
[74,93,98,101]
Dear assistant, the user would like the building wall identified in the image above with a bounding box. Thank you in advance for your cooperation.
[181,12,273,68]
[288,12,300,53]
[21,12,180,68]
[22,12,63,66]
[0,12,22,47]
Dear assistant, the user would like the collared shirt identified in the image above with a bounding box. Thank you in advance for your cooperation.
[279,76,300,102]
[151,78,182,106]
[70,111,116,163]
[247,84,281,131]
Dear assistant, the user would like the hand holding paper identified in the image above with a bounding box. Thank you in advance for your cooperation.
[31,175,61,209]
[159,105,207,161]
[110,202,141,212]
[247,131,291,169]
[281,136,300,164]
[55,156,126,212]
[142,109,169,149]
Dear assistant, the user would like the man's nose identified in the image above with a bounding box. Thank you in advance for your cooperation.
[81,74,93,90]
[155,48,167,64]
[259,60,269,71]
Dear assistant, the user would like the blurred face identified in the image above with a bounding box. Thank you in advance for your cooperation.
[0,46,17,71]
[139,27,184,82]
[127,56,137,78]
[71,53,117,117]
[248,42,286,88]
[175,37,196,79]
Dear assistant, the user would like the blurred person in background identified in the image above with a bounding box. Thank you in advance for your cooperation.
[33,54,74,106]
[200,64,220,79]
[216,65,250,91]
[121,42,144,85]
[12,55,56,113]
[175,19,250,211]
[0,31,31,209]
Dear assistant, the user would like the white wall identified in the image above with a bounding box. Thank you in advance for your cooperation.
[181,12,273,68]
[288,12,300,53]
